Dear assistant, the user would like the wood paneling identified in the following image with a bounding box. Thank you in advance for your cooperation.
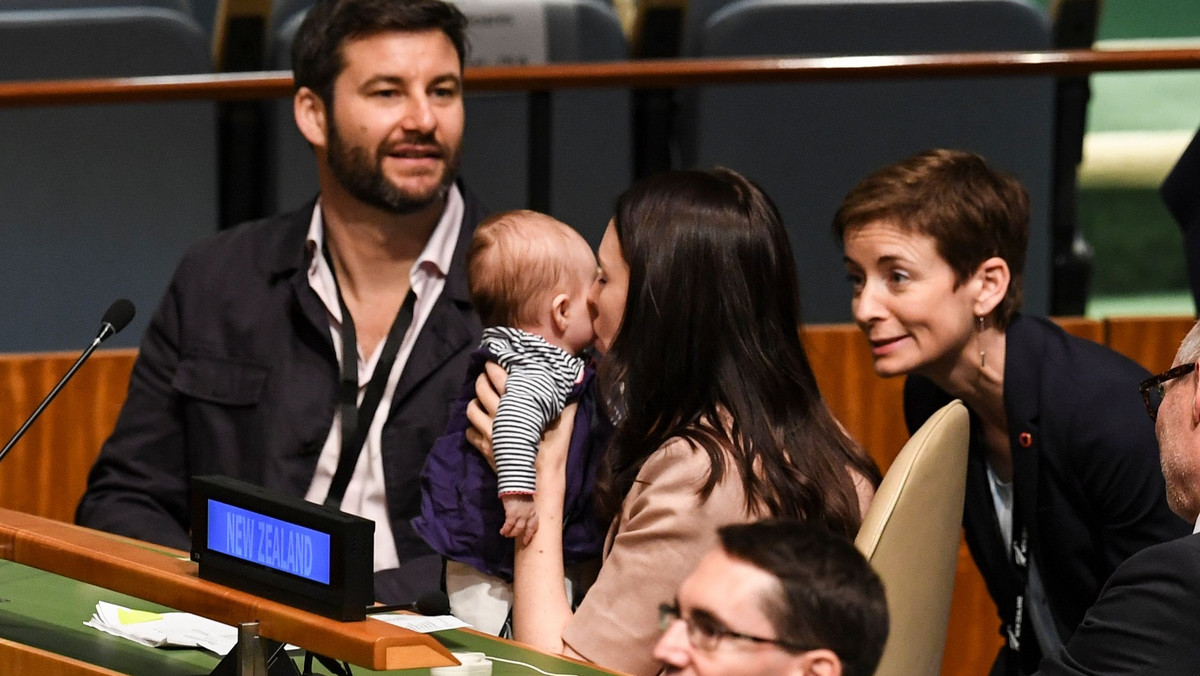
[1054,316,1106,344]
[804,324,909,471]
[0,349,135,522]
[1106,316,1197,373]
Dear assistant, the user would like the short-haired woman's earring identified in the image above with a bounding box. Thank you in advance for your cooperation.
[977,315,986,369]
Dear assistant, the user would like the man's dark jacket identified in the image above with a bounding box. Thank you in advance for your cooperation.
[76,187,487,601]
[1037,532,1200,675]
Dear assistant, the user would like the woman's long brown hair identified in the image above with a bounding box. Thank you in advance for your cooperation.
[594,168,881,539]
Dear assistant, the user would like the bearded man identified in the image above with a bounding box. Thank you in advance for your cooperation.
[76,0,486,605]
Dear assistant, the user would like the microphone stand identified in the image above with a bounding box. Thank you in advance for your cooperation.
[0,296,132,465]
[0,333,108,465]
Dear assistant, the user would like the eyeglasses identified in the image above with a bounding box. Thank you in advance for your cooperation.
[1139,363,1196,421]
[657,602,811,653]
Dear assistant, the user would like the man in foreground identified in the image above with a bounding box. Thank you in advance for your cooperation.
[654,520,889,676]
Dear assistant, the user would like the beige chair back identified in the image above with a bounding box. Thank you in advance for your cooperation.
[855,399,970,676]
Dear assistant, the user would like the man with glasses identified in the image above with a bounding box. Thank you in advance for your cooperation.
[1038,320,1200,674]
[653,520,888,676]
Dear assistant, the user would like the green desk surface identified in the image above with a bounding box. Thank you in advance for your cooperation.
[0,561,622,676]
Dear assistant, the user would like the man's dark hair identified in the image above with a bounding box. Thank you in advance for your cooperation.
[719,520,889,676]
[291,0,468,105]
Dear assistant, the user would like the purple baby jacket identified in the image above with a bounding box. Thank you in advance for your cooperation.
[411,348,608,582]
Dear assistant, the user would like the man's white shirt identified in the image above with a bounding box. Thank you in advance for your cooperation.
[303,186,464,571]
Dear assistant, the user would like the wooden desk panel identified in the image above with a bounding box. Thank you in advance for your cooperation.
[1055,316,1106,344]
[0,349,135,521]
[0,638,125,676]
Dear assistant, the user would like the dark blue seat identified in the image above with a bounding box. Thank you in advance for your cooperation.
[0,7,218,350]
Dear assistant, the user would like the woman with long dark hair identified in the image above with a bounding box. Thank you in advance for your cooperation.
[470,168,880,675]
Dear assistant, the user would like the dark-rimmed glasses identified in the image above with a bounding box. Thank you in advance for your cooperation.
[657,602,812,653]
[1139,363,1196,421]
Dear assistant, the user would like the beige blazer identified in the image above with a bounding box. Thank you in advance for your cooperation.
[562,437,758,676]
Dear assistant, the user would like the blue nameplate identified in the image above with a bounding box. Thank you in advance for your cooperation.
[190,476,373,621]
[206,499,332,585]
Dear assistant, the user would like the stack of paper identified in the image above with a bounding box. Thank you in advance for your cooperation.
[84,601,238,655]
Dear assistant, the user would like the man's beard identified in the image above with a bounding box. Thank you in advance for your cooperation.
[326,119,460,215]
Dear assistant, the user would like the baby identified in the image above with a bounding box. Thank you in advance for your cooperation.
[413,210,606,635]
[470,210,597,540]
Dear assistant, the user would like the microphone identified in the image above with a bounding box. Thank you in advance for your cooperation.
[366,589,451,616]
[0,299,136,465]
[96,298,136,344]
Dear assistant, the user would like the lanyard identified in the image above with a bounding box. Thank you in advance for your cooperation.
[322,246,416,510]
[1006,523,1030,653]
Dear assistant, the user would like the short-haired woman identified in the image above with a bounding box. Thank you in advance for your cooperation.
[836,148,1188,675]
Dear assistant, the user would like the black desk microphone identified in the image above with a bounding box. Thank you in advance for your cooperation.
[367,589,452,615]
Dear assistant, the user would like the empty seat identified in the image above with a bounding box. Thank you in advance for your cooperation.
[855,399,970,676]
[264,0,303,43]
[679,0,736,55]
[264,0,631,247]
[0,7,219,351]
[0,0,223,75]
[680,0,1055,322]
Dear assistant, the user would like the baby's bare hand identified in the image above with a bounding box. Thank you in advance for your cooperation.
[499,493,539,545]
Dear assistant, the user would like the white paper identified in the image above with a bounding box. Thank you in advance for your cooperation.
[84,601,238,655]
[369,613,471,633]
